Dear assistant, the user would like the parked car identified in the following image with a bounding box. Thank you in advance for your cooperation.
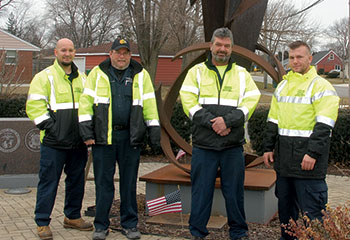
[327,69,340,78]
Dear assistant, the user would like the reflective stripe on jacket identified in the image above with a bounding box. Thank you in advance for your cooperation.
[78,58,160,146]
[180,55,260,150]
[26,59,86,149]
[265,66,340,178]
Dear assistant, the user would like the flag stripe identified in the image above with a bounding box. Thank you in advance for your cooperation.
[148,202,182,216]
[147,199,166,209]
[147,196,166,205]
[148,201,181,212]
[146,189,182,216]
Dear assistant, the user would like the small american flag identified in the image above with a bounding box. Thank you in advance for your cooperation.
[146,189,182,216]
[175,149,186,160]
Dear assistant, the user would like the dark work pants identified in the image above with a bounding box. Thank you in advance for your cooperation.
[92,129,140,230]
[189,146,248,240]
[275,175,328,240]
[35,144,88,226]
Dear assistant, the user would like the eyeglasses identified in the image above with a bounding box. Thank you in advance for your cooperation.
[113,51,130,56]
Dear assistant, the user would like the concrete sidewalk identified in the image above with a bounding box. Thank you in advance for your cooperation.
[0,162,349,240]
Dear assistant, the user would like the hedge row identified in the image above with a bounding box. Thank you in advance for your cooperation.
[0,97,192,155]
[248,106,350,166]
[1,98,349,165]
[0,97,27,117]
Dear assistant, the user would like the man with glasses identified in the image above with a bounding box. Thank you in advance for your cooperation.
[79,37,160,240]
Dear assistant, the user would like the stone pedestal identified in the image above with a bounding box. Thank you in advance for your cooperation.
[0,118,40,188]
[139,164,278,224]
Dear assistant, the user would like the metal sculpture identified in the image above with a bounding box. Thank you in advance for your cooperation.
[157,0,286,174]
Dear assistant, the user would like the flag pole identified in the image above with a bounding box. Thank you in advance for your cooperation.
[178,184,184,232]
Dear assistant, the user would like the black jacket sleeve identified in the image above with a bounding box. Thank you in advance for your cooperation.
[79,120,95,142]
[263,121,278,152]
[148,126,161,148]
[307,122,332,160]
[37,117,55,131]
[223,109,245,128]
[192,108,216,129]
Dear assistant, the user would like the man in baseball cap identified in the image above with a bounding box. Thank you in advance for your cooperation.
[79,35,160,240]
[111,38,130,51]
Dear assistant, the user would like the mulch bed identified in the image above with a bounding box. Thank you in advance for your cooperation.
[106,194,281,240]
[86,154,349,239]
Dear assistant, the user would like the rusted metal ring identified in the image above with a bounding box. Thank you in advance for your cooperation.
[158,42,285,174]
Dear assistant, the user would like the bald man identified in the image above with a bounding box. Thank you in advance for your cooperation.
[27,38,93,239]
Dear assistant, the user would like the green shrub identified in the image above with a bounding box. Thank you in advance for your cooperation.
[248,106,350,166]
[329,108,350,165]
[0,96,27,117]
[318,68,325,75]
[142,101,192,155]
[247,106,269,156]
[170,101,192,142]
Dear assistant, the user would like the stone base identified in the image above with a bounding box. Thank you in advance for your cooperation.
[146,213,227,229]
[139,164,278,224]
[0,174,39,189]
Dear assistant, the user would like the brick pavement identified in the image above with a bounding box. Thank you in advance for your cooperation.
[0,162,349,240]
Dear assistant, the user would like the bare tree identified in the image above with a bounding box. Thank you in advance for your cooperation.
[126,0,204,81]
[325,18,349,61]
[5,0,50,48]
[260,0,320,54]
[0,0,14,11]
[0,50,25,98]
[126,0,173,82]
[46,0,123,48]
[164,0,203,69]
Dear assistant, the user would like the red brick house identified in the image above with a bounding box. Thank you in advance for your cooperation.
[311,50,342,74]
[0,29,41,84]
[75,42,182,86]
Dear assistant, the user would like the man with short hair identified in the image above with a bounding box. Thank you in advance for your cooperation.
[180,27,261,240]
[263,41,340,240]
[26,38,93,240]
[79,37,160,240]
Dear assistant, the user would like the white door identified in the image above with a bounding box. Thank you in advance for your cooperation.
[73,57,86,73]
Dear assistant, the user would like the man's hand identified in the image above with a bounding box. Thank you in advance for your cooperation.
[84,139,95,146]
[301,154,316,171]
[263,151,274,168]
[219,128,231,136]
[210,117,228,135]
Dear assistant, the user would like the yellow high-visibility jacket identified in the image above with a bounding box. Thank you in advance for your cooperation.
[78,58,160,146]
[180,56,261,150]
[265,66,340,178]
[26,60,86,149]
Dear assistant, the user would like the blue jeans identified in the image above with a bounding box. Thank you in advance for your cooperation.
[275,175,328,240]
[92,129,140,230]
[35,144,88,226]
[189,146,248,239]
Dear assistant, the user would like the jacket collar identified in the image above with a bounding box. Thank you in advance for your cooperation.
[284,66,318,82]
[204,53,235,71]
[98,58,143,77]
[53,59,79,79]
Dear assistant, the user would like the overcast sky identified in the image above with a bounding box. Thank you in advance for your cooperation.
[27,0,348,28]
[294,0,348,27]
[1,0,348,50]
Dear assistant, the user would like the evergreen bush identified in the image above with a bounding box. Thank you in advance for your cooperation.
[248,106,350,166]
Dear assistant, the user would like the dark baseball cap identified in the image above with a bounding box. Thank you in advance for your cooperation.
[111,38,130,51]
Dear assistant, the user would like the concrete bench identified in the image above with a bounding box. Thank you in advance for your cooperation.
[139,164,277,224]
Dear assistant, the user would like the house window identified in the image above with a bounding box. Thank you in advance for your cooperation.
[328,53,334,61]
[335,65,341,70]
[5,50,17,65]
